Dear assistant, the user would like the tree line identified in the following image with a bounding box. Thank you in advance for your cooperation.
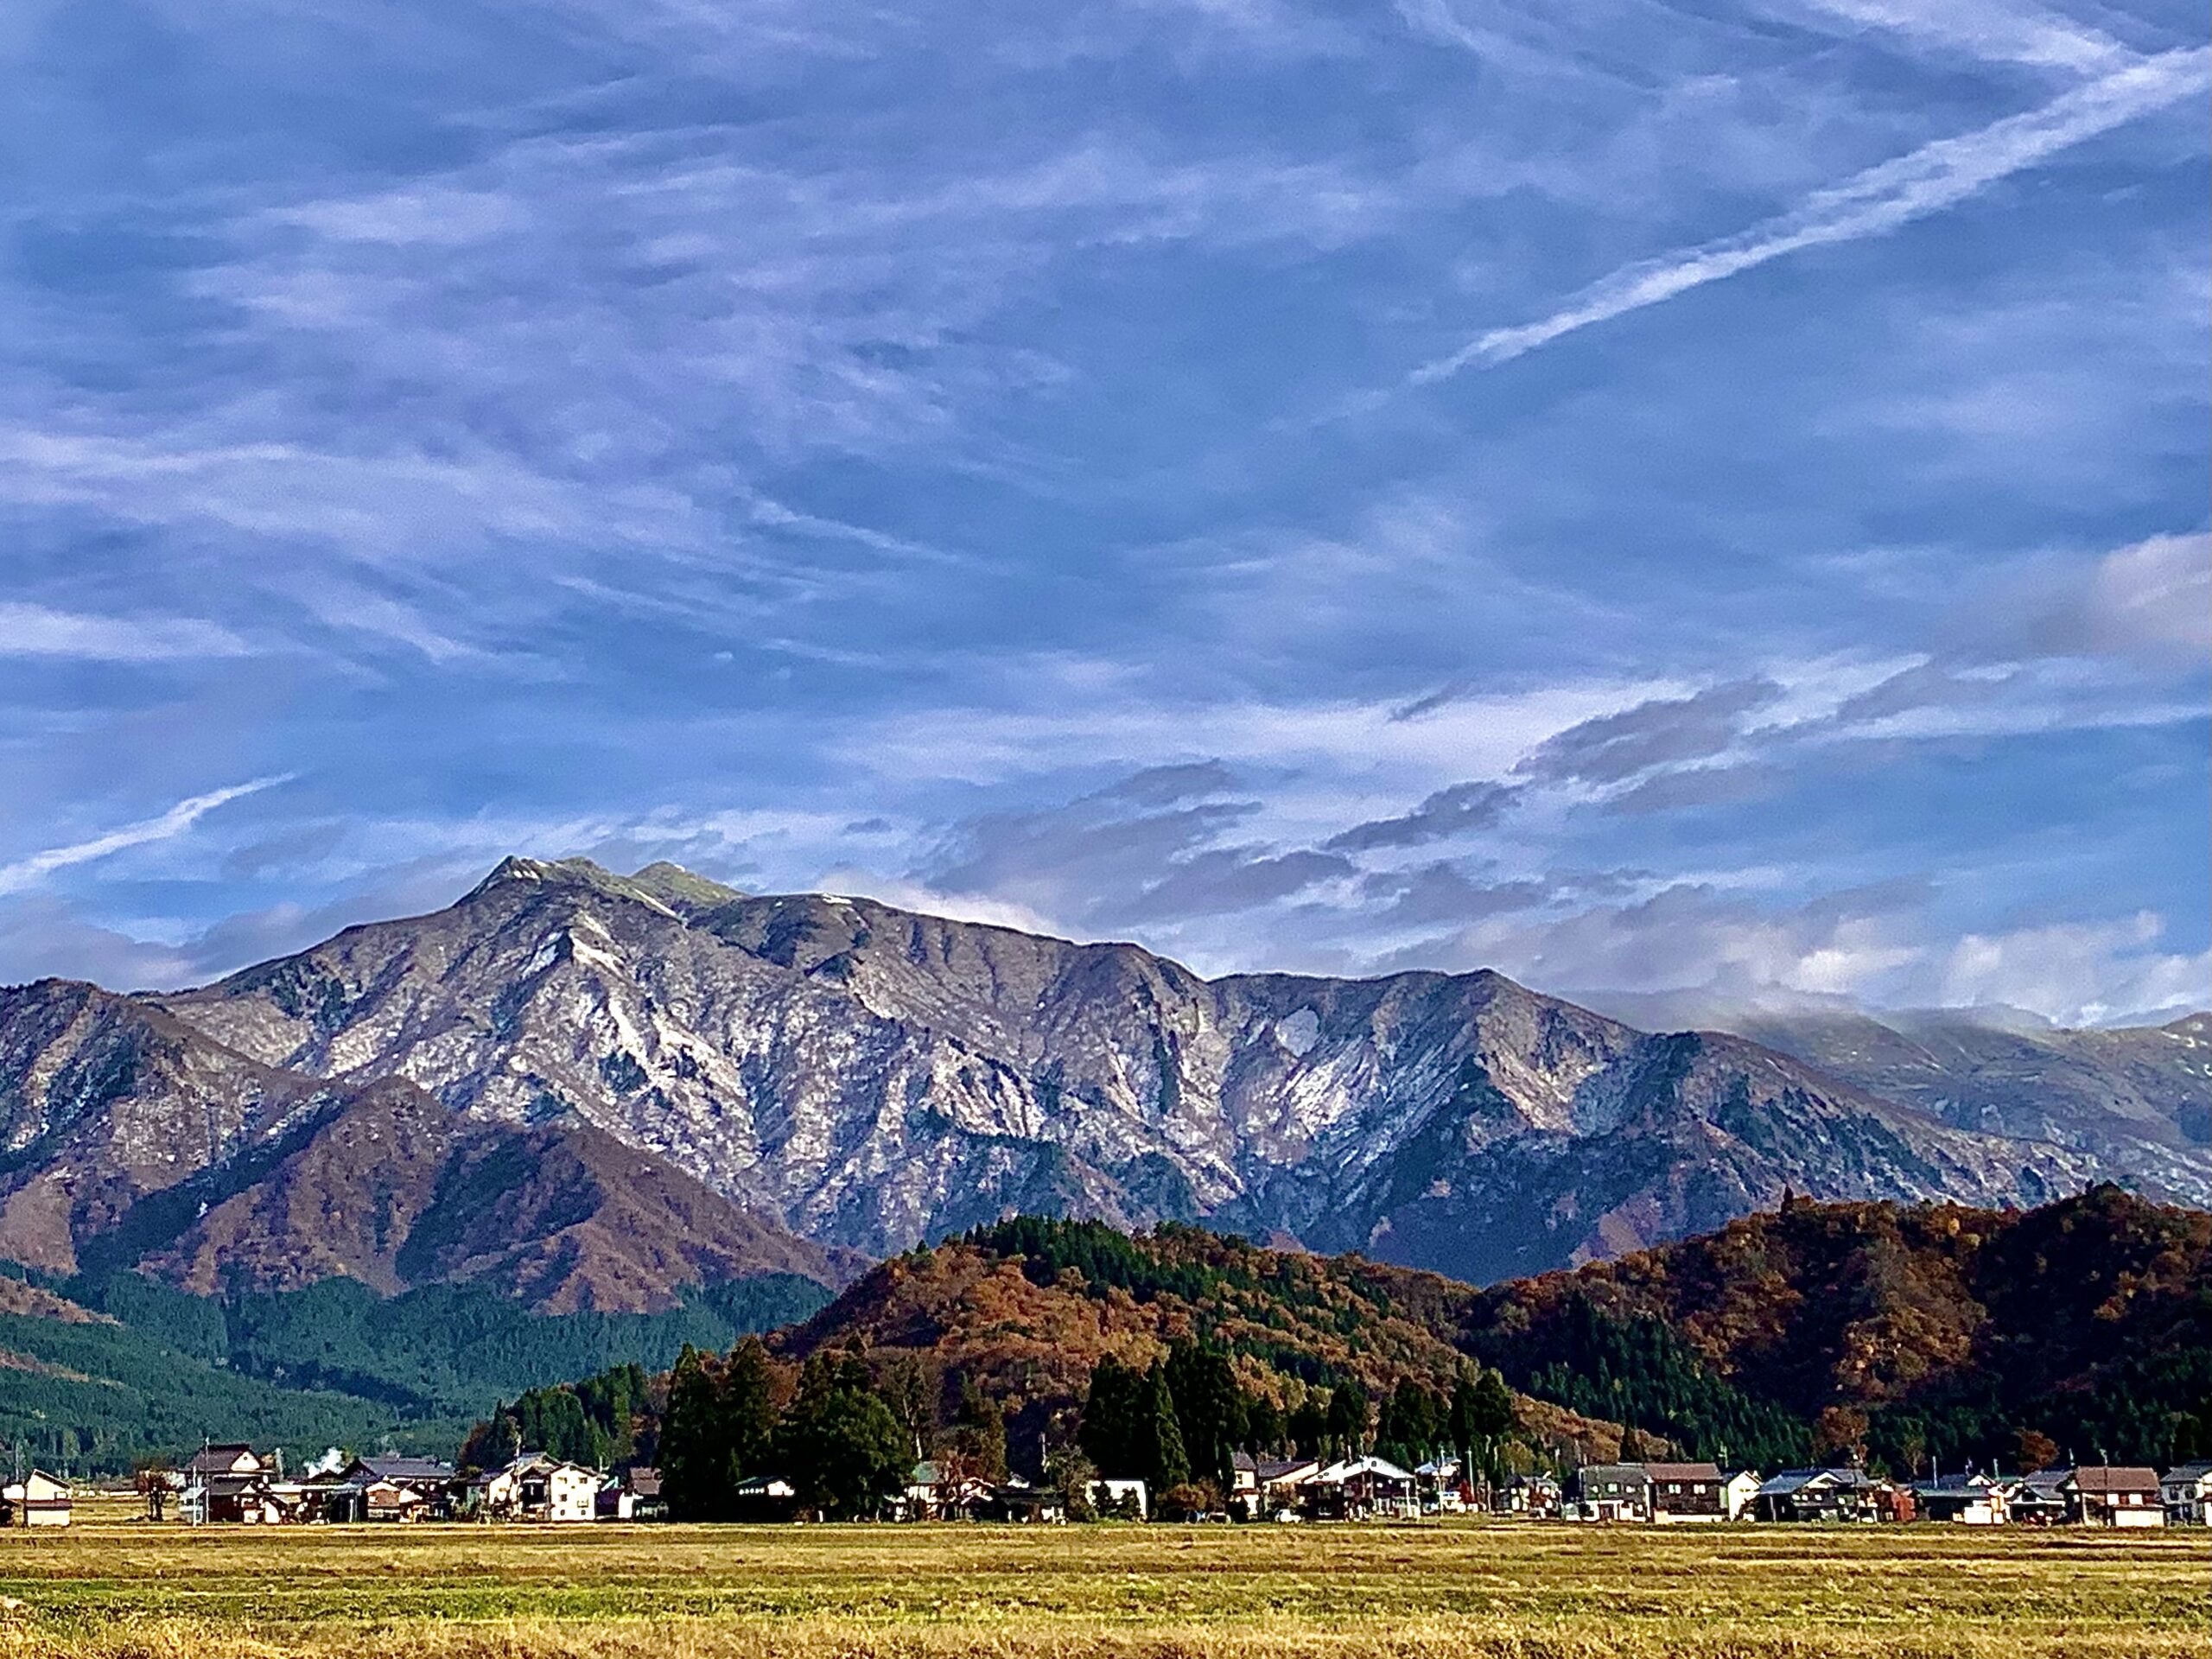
[1077,1340,1521,1513]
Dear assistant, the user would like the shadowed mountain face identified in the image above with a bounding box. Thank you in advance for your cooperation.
[3,856,2203,1297]
[0,976,856,1311]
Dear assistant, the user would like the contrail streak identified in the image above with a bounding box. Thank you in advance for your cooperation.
[0,776,295,894]
[1406,45,2209,384]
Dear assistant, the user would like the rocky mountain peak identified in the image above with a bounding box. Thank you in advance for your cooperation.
[6,857,2206,1304]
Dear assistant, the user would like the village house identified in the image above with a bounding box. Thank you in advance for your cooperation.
[327,1457,455,1523]
[901,1459,1000,1522]
[186,1444,266,1482]
[2157,1462,2211,1526]
[1573,1464,1653,1522]
[1250,1459,1317,1520]
[966,1480,1063,1523]
[1910,1475,2009,1525]
[464,1452,598,1522]
[1750,1468,1899,1523]
[623,1466,665,1520]
[181,1445,290,1525]
[2066,1466,2164,1528]
[2002,1469,2072,1526]
[1230,1451,1260,1515]
[1497,1473,1562,1517]
[1414,1457,1466,1514]
[1645,1462,1726,1522]
[1,1471,72,1528]
[1720,1470,1763,1520]
[730,1473,799,1521]
[596,1466,664,1521]
[1305,1455,1417,1519]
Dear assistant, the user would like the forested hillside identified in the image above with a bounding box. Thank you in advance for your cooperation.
[485,1217,1620,1520]
[0,1263,829,1473]
[1455,1184,2212,1471]
[488,1189,2212,1508]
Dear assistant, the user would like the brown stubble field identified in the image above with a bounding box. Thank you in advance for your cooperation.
[0,1510,2204,1658]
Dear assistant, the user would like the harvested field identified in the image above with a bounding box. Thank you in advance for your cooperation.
[0,1517,2202,1657]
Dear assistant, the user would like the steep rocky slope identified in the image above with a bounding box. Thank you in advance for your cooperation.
[0,977,853,1311]
[7,855,2200,1287]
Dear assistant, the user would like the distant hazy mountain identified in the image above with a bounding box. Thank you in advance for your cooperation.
[2,856,2203,1304]
[1589,990,2212,1207]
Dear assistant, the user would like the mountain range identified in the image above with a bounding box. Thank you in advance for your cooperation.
[2,855,2205,1311]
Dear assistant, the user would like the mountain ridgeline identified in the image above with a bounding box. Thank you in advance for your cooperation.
[3,855,2204,1319]
[478,1190,2212,1497]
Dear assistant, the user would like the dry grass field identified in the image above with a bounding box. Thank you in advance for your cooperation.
[0,1506,2203,1659]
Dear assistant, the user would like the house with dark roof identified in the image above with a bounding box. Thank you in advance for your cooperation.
[1910,1475,2009,1525]
[731,1473,799,1521]
[186,1444,265,1481]
[1306,1455,1417,1519]
[1497,1473,1561,1517]
[463,1452,598,1522]
[596,1466,664,1522]
[2002,1470,2071,1526]
[185,1472,289,1526]
[1720,1470,1763,1520]
[2067,1466,2164,1529]
[1646,1462,1726,1523]
[2158,1462,2212,1526]
[1751,1468,1898,1523]
[327,1456,457,1522]
[1574,1464,1653,1522]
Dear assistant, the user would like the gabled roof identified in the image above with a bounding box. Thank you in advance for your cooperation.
[1910,1476,2004,1499]
[187,1444,263,1475]
[1645,1462,1722,1483]
[2071,1466,2160,1493]
[1760,1466,1883,1494]
[2160,1462,2212,1483]
[198,1473,276,1498]
[1313,1455,1414,1484]
[1255,1458,1318,1482]
[348,1457,454,1485]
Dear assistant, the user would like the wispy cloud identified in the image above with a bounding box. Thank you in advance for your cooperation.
[0,602,249,663]
[0,777,293,897]
[1402,46,2209,382]
[1788,0,2132,74]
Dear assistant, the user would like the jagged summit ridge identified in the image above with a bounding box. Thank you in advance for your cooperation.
[3,854,2205,1302]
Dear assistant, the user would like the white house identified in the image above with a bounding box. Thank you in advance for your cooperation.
[1,1471,72,1527]
[469,1452,599,1522]
[2159,1463,2211,1526]
[2068,1467,2164,1529]
[1090,1478,1148,1519]
[1720,1470,1763,1521]
[1910,1476,2009,1525]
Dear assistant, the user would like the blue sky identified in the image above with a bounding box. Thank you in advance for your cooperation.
[1,0,2205,1024]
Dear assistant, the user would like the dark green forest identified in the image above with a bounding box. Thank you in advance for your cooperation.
[0,1264,829,1474]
